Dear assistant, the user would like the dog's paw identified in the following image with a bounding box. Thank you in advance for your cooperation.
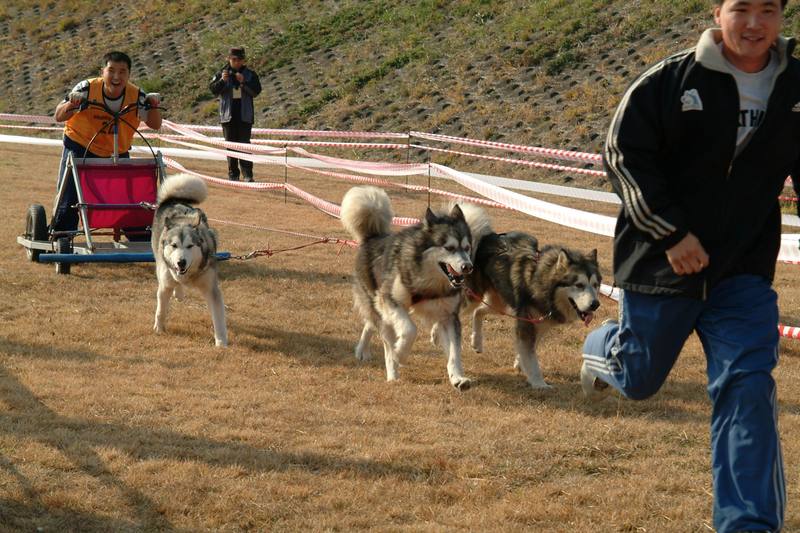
[173,285,186,301]
[355,344,371,361]
[450,376,472,391]
[527,380,553,390]
[470,332,483,353]
[215,338,228,348]
[153,322,165,334]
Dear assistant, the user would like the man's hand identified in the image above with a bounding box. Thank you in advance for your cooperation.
[666,232,709,275]
[221,70,230,82]
[67,91,85,108]
[145,93,161,108]
[235,72,244,83]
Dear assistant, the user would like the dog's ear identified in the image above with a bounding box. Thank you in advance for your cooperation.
[449,203,464,221]
[586,249,598,263]
[556,249,571,272]
[163,213,179,228]
[424,207,437,228]
[189,211,202,227]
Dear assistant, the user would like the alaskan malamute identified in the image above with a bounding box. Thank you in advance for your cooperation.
[341,186,474,389]
[151,173,227,347]
[460,204,600,388]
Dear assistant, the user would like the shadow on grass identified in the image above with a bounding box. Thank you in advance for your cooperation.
[0,365,429,530]
[220,260,350,285]
[233,322,356,367]
[0,496,143,533]
[0,339,101,363]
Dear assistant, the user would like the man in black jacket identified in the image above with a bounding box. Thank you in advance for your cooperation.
[581,1,797,531]
[209,47,262,181]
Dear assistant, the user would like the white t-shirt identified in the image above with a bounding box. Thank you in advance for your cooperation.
[720,44,778,146]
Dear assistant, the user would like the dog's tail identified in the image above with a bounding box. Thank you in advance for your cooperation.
[457,202,493,248]
[157,173,208,205]
[340,186,393,243]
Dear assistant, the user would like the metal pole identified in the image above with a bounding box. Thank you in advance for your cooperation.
[427,159,431,208]
[284,144,288,203]
[405,133,410,186]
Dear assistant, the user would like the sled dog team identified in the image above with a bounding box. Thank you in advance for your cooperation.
[153,175,600,389]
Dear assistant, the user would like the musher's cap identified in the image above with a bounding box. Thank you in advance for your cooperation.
[229,47,246,59]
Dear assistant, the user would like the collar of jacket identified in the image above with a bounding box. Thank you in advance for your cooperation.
[695,27,794,76]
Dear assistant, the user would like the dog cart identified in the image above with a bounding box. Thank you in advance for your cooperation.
[18,99,228,274]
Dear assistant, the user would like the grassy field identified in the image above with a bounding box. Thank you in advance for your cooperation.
[0,141,798,531]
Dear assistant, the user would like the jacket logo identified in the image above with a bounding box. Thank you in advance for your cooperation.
[792,101,800,112]
[681,89,703,112]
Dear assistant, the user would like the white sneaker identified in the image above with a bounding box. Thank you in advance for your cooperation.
[580,361,610,399]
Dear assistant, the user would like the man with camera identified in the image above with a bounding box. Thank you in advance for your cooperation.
[209,47,262,182]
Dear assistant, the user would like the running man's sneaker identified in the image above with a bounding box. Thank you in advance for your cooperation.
[580,361,610,399]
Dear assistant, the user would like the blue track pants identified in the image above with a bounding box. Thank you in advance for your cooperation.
[582,275,785,533]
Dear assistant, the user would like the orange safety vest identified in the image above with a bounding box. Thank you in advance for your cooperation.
[63,78,141,157]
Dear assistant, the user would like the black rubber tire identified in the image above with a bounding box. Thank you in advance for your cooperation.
[25,204,47,262]
[55,237,72,275]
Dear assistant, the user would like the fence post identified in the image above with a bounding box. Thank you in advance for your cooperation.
[283,144,288,203]
[406,132,411,186]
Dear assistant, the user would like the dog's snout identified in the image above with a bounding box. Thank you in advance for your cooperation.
[589,300,600,311]
[462,263,473,275]
[177,259,187,269]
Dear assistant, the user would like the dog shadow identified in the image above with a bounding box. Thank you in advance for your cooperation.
[468,365,727,424]
[233,322,358,368]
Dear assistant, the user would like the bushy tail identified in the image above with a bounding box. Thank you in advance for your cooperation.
[157,173,208,205]
[340,186,393,243]
[457,202,493,249]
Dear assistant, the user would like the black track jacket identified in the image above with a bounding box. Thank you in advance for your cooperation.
[604,29,800,299]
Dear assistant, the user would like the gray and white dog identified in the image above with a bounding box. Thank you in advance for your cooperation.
[341,186,474,389]
[151,173,227,347]
[460,204,600,388]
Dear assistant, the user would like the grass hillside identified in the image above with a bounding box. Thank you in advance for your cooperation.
[2,0,800,180]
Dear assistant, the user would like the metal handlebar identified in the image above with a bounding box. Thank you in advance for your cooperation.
[77,98,165,162]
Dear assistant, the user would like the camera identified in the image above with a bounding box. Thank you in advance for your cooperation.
[225,67,240,87]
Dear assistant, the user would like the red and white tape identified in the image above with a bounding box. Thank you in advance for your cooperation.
[411,130,602,164]
[413,143,606,176]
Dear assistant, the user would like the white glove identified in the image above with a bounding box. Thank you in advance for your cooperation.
[68,91,85,106]
[145,93,161,108]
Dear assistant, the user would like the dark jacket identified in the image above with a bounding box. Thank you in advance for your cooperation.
[209,64,262,124]
[605,29,800,299]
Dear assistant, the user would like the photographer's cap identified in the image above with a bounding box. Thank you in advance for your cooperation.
[229,47,246,59]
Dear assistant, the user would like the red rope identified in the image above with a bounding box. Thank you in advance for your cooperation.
[464,287,552,325]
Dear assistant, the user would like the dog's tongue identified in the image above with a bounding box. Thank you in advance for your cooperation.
[583,312,595,327]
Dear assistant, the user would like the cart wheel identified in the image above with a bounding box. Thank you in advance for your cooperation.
[25,204,47,262]
[55,237,72,275]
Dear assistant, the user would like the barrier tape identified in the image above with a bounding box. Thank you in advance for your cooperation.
[252,139,408,150]
[287,163,511,210]
[174,122,409,139]
[410,130,603,164]
[413,143,606,176]
[431,163,616,237]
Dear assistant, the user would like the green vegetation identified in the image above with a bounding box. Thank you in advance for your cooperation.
[3,0,800,163]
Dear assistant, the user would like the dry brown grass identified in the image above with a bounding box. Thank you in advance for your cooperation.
[0,143,798,532]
